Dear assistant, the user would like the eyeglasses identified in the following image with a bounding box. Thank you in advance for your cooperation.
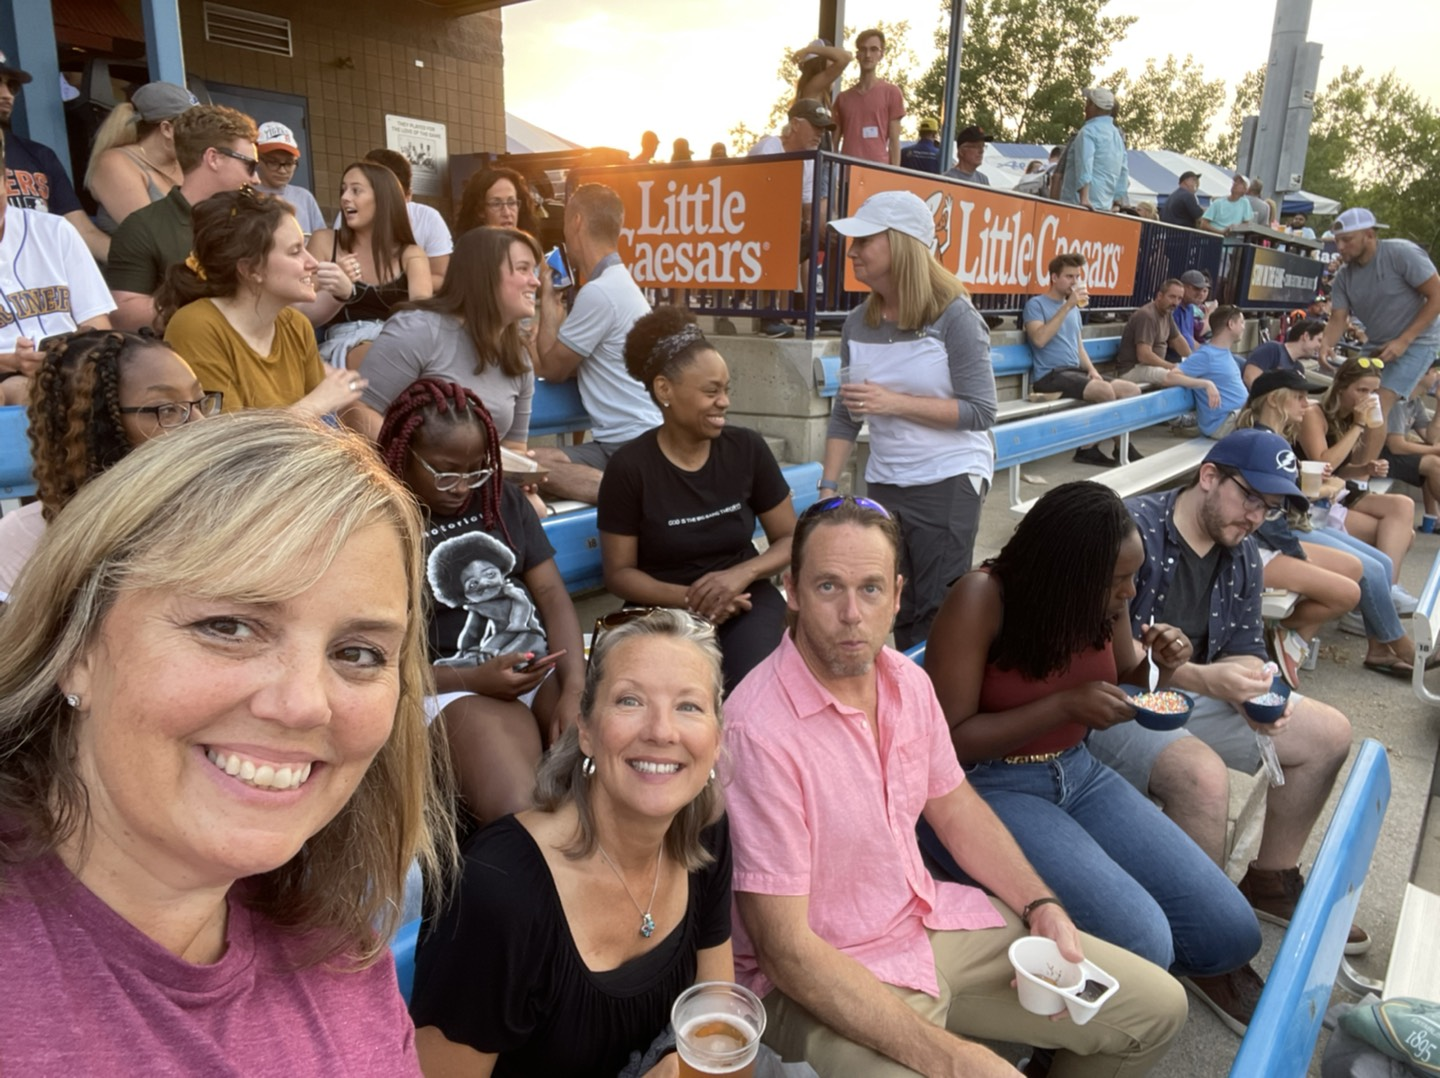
[1223,474,1286,521]
[486,198,521,211]
[1355,358,1385,370]
[118,391,224,428]
[410,452,494,492]
[260,155,298,170]
[213,145,259,177]
[799,494,893,521]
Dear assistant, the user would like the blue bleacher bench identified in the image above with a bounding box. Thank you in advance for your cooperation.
[529,379,590,441]
[390,917,420,1005]
[541,461,824,595]
[1229,739,1391,1077]
[0,405,37,502]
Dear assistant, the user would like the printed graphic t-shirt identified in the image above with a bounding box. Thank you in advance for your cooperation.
[422,481,555,665]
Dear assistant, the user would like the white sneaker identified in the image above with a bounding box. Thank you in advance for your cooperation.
[1391,584,1419,616]
[1339,611,1367,637]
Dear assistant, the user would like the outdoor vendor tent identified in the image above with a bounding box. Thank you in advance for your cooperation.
[976,142,1339,216]
[505,112,581,155]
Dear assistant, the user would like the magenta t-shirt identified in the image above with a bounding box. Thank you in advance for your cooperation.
[0,853,420,1076]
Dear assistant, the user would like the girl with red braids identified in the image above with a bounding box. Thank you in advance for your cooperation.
[379,378,584,824]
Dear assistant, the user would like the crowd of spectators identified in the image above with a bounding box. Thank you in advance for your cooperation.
[1,39,1438,1078]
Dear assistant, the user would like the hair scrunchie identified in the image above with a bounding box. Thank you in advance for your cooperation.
[184,252,208,281]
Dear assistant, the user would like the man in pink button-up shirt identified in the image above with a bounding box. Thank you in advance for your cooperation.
[724,497,1187,1077]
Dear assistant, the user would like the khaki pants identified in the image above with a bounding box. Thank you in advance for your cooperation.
[1117,365,1171,387]
[761,898,1187,1077]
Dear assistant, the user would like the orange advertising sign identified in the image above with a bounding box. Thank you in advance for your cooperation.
[843,166,1142,295]
[569,159,806,290]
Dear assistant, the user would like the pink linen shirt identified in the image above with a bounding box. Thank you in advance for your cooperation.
[724,634,1005,1000]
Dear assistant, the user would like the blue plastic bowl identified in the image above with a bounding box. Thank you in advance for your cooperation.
[1243,676,1291,724]
[1122,685,1194,730]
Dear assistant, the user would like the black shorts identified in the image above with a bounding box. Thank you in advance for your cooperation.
[1380,447,1426,487]
[1032,368,1092,400]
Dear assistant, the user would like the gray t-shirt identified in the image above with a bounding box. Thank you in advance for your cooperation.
[359,308,534,442]
[1331,240,1440,347]
[555,259,662,445]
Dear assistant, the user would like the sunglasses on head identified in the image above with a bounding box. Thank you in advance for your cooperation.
[1355,358,1385,371]
[799,494,892,521]
[588,607,711,668]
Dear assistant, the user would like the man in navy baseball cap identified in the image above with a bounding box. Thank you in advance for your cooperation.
[1082,424,1363,1024]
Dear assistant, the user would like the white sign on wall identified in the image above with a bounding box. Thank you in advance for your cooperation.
[384,114,448,197]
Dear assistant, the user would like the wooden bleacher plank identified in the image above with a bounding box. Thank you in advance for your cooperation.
[1381,883,1440,1001]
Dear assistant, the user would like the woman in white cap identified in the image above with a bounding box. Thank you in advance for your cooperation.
[820,189,997,650]
[84,81,197,232]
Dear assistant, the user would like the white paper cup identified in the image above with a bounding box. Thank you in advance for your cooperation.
[1299,460,1325,497]
[1009,936,1081,1016]
[1061,960,1120,1025]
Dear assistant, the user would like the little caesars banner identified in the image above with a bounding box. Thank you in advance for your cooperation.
[843,165,1142,294]
[571,160,806,290]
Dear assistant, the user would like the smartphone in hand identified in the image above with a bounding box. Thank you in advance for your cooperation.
[515,649,566,673]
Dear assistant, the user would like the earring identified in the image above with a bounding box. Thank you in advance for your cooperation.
[581,756,596,778]
[708,767,717,783]
[661,400,671,408]
[65,694,79,708]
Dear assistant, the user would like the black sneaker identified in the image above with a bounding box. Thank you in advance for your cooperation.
[1074,446,1117,467]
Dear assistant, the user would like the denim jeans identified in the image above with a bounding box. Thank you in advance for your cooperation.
[917,744,1260,976]
[1302,526,1403,642]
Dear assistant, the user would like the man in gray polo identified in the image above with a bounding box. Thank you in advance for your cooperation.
[534,182,661,503]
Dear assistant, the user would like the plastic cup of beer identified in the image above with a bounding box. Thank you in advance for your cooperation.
[1367,394,1384,427]
[1299,460,1325,498]
[1074,279,1089,307]
[672,981,765,1077]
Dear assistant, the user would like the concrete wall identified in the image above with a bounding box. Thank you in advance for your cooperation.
[178,0,506,218]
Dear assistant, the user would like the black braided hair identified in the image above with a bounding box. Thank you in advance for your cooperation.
[984,480,1138,681]
[377,378,512,547]
[27,329,162,521]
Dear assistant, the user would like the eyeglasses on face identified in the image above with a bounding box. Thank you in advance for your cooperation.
[1223,473,1286,521]
[799,494,893,521]
[486,198,521,211]
[118,390,224,428]
[212,145,259,177]
[410,452,494,492]
[260,155,298,170]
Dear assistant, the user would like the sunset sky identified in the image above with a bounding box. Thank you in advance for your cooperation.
[503,0,1436,157]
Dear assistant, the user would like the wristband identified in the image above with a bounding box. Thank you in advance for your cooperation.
[1021,896,1064,929]
[818,479,839,492]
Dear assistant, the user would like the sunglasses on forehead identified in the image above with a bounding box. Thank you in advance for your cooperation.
[799,494,893,521]
[588,607,713,668]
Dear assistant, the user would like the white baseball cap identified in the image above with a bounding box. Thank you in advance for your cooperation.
[256,121,300,158]
[1331,207,1388,234]
[828,190,935,247]
[1084,87,1116,110]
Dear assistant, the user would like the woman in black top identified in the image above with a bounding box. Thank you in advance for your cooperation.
[303,160,432,369]
[597,307,796,691]
[411,608,732,1078]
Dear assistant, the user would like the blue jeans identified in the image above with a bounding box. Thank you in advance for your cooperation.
[1302,526,1403,642]
[918,744,1260,977]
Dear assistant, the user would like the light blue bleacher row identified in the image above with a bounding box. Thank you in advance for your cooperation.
[0,381,601,513]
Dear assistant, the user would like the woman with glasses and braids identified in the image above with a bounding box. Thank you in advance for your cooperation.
[155,188,364,417]
[0,329,214,601]
[598,306,796,691]
[1299,355,1419,611]
[919,481,1264,1025]
[412,608,733,1078]
[378,378,584,825]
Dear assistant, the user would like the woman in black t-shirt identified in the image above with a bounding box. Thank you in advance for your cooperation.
[597,307,796,690]
[411,609,733,1078]
[379,378,584,824]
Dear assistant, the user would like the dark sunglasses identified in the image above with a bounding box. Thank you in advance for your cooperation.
[213,145,259,177]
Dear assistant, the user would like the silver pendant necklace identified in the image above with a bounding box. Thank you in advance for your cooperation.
[596,842,663,938]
